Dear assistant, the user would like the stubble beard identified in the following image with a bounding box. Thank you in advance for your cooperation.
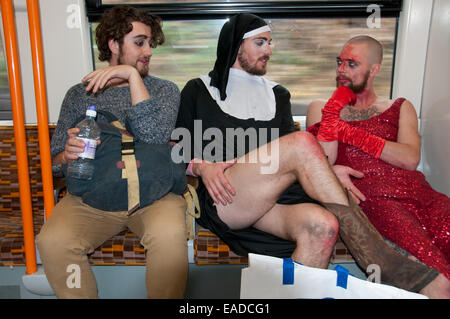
[237,50,268,76]
[336,70,370,94]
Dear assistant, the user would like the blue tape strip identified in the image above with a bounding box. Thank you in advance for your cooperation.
[334,265,349,289]
[283,258,294,285]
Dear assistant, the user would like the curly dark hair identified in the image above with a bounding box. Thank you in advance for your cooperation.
[96,6,165,62]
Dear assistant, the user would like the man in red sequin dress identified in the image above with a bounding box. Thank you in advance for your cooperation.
[307,35,450,298]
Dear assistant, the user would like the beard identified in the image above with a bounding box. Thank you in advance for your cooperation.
[118,46,149,77]
[336,70,370,94]
[237,50,269,76]
[136,63,149,77]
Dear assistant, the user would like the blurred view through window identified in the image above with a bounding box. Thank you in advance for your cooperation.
[92,17,396,116]
[0,35,12,120]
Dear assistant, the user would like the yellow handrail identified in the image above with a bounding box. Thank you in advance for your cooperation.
[27,0,54,221]
[0,0,37,274]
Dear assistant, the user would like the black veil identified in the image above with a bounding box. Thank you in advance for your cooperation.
[209,13,268,101]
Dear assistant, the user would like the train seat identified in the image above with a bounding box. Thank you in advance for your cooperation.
[0,217,354,268]
[0,124,355,268]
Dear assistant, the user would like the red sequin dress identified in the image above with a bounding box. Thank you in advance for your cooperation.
[308,98,450,279]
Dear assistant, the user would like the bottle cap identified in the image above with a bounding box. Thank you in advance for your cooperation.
[86,105,97,117]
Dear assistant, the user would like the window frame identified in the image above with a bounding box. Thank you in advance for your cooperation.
[86,0,403,21]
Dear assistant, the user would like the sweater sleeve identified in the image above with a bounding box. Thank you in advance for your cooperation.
[50,85,86,176]
[125,77,180,144]
[51,86,83,158]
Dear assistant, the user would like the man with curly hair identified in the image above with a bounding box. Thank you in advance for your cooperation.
[37,6,188,299]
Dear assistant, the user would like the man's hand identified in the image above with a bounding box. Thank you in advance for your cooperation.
[194,159,237,206]
[317,86,356,142]
[332,164,366,204]
[326,86,357,112]
[82,65,150,106]
[56,128,101,165]
[82,65,139,94]
[63,128,85,163]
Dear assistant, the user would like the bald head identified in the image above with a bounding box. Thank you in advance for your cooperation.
[345,35,383,65]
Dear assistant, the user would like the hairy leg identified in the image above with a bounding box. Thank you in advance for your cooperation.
[217,131,347,229]
[252,203,339,268]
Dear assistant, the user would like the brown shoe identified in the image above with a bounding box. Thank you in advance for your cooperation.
[322,190,439,292]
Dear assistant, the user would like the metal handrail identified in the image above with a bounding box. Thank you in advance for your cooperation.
[0,0,37,275]
[26,0,54,221]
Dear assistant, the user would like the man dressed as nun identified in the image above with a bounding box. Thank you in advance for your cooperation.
[174,13,438,293]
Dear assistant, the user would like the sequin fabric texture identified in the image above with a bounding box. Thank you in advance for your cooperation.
[310,98,450,279]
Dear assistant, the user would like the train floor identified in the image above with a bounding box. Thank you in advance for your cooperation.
[0,262,366,299]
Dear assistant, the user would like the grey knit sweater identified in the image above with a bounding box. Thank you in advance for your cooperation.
[51,74,180,175]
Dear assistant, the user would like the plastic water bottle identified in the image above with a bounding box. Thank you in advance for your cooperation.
[68,105,101,180]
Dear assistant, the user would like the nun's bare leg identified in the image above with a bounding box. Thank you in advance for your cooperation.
[216,131,347,230]
[214,131,343,268]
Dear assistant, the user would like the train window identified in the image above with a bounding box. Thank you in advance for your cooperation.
[0,36,11,120]
[92,16,396,116]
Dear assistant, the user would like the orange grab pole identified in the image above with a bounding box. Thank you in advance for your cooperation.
[27,0,54,220]
[0,0,37,274]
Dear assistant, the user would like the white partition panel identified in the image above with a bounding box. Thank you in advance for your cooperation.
[420,0,450,195]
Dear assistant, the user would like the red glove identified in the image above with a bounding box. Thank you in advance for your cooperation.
[337,120,386,158]
[317,87,356,142]
[322,86,357,114]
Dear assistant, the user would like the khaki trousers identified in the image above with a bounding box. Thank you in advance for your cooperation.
[36,192,188,299]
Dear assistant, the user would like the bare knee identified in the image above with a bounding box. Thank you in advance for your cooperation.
[291,207,339,247]
[281,131,325,162]
[289,131,321,152]
[309,209,338,243]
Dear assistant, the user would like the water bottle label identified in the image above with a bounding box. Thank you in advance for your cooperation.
[86,109,97,117]
[77,137,97,159]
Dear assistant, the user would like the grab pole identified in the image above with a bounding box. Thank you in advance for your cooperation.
[0,0,37,274]
[26,0,54,220]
